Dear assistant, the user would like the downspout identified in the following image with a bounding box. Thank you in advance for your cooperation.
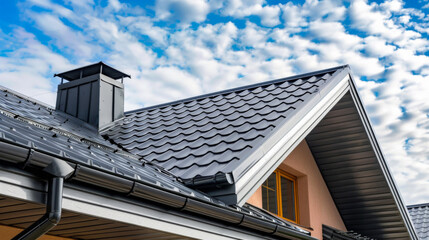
[13,159,74,240]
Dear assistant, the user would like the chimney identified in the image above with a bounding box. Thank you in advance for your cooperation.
[54,62,130,131]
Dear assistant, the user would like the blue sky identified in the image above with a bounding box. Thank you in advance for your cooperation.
[0,0,428,204]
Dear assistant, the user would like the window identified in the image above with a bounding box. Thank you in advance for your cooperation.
[262,169,298,223]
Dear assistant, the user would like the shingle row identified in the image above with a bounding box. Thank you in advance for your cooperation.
[0,102,307,235]
[408,203,429,239]
[0,88,112,146]
[105,70,339,180]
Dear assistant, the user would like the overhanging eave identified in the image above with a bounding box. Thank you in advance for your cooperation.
[305,80,417,239]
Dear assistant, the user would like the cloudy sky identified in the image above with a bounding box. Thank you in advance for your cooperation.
[0,0,428,204]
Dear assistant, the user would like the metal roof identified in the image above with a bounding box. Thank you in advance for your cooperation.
[0,86,111,147]
[103,65,417,239]
[54,62,131,81]
[0,64,418,239]
[408,203,429,239]
[0,87,312,239]
[322,225,375,240]
[104,65,349,185]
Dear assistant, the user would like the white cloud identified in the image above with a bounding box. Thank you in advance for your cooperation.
[118,16,169,46]
[308,20,362,49]
[26,0,75,19]
[155,0,210,24]
[349,0,403,41]
[125,66,203,109]
[108,0,122,11]
[281,0,346,29]
[2,0,429,205]
[30,13,95,58]
[364,36,396,57]
[380,0,404,12]
[221,0,281,27]
[239,22,269,47]
[0,28,72,105]
[65,0,94,9]
[281,2,306,28]
[303,0,347,22]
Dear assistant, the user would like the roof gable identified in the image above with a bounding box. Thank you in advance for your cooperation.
[0,64,418,239]
[104,65,417,239]
[104,65,349,189]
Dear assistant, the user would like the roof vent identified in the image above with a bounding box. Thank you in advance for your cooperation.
[54,62,130,131]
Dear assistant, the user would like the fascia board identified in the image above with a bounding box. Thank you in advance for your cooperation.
[347,76,419,240]
[235,68,351,206]
[0,165,278,240]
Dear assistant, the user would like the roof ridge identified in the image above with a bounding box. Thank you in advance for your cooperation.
[125,65,349,115]
[407,202,429,208]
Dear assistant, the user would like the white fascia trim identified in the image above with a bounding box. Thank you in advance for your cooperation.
[0,166,268,240]
[236,73,351,206]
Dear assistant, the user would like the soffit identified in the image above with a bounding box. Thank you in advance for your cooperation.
[306,92,412,239]
[0,196,195,240]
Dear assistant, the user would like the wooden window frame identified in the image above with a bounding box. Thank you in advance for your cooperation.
[266,169,299,223]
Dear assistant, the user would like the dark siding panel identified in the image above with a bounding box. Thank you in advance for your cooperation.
[77,83,92,122]
[99,80,113,128]
[114,86,124,120]
[59,89,67,112]
[65,87,78,116]
[89,81,99,126]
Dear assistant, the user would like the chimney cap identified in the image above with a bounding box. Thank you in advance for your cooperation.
[54,61,131,81]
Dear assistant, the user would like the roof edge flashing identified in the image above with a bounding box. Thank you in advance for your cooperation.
[54,62,131,81]
[126,65,350,115]
[182,172,234,188]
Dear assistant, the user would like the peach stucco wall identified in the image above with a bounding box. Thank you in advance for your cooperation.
[247,139,346,239]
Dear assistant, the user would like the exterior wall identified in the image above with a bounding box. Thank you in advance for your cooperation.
[0,225,73,240]
[247,139,346,239]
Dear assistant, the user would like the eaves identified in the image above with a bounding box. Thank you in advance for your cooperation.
[0,111,315,240]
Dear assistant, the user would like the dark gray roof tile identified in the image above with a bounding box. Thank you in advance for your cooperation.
[251,86,264,94]
[408,203,429,239]
[105,66,347,182]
